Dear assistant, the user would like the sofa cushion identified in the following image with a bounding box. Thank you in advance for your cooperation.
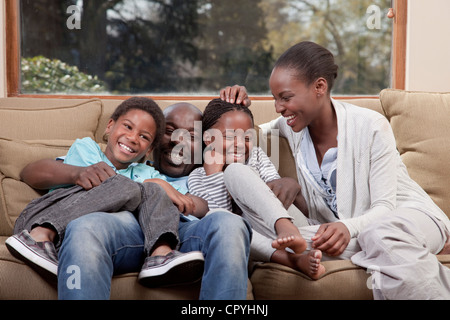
[0,139,74,236]
[251,261,373,300]
[380,89,450,218]
[0,99,102,141]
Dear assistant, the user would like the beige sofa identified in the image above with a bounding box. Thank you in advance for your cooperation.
[1,89,450,300]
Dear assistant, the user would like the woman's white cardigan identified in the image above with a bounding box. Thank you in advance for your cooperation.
[260,99,450,238]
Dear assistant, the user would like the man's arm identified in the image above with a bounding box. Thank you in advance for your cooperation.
[20,159,116,190]
[266,177,309,217]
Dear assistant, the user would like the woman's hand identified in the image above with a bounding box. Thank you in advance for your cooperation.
[311,222,351,256]
[220,85,251,107]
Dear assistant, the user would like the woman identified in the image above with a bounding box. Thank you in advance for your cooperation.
[222,41,450,299]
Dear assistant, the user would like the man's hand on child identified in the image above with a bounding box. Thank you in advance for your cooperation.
[267,177,301,209]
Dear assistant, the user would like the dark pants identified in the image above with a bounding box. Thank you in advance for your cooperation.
[14,175,180,255]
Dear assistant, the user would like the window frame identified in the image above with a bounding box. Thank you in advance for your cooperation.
[5,0,407,101]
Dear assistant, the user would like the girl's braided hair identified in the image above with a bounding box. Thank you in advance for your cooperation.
[202,98,254,133]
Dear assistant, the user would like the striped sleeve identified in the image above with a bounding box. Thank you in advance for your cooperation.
[187,167,232,211]
[248,147,280,183]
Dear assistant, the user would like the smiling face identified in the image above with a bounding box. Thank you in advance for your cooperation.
[153,103,203,178]
[209,110,254,164]
[269,67,327,133]
[104,109,156,170]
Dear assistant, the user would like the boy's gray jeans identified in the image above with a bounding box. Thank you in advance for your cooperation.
[14,175,180,255]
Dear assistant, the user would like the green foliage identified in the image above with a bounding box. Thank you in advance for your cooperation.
[19,0,393,95]
[21,56,107,94]
[261,0,393,95]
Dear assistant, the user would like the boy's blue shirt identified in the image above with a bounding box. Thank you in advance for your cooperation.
[63,137,188,195]
[165,175,189,191]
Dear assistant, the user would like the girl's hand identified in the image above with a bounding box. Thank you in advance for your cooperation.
[203,147,226,175]
[220,85,251,107]
[311,222,350,256]
[187,194,209,218]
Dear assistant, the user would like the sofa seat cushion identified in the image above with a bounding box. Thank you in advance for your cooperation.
[250,261,373,300]
[380,89,450,217]
[0,236,58,299]
[1,236,255,300]
[0,235,201,300]
[251,255,450,300]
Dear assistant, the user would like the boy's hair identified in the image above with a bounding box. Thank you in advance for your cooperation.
[274,41,339,93]
[110,97,165,148]
[202,98,254,133]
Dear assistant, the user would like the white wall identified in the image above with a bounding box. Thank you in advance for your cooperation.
[1,1,450,96]
[406,0,450,92]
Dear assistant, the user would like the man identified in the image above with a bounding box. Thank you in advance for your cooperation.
[20,97,252,300]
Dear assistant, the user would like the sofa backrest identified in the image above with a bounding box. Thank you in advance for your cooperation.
[0,91,448,237]
[0,98,104,236]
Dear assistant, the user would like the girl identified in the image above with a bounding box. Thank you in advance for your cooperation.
[241,41,450,299]
[188,98,325,279]
[6,97,204,288]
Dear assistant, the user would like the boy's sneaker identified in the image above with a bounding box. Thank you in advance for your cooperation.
[138,250,204,288]
[5,230,58,283]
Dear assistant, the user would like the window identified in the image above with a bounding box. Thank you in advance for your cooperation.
[7,0,406,97]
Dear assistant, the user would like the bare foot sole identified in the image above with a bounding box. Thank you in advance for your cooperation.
[297,250,326,280]
[272,235,307,254]
[273,218,307,254]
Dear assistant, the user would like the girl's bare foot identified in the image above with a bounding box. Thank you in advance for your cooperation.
[270,249,325,280]
[272,235,307,254]
[295,250,326,280]
[273,218,307,254]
